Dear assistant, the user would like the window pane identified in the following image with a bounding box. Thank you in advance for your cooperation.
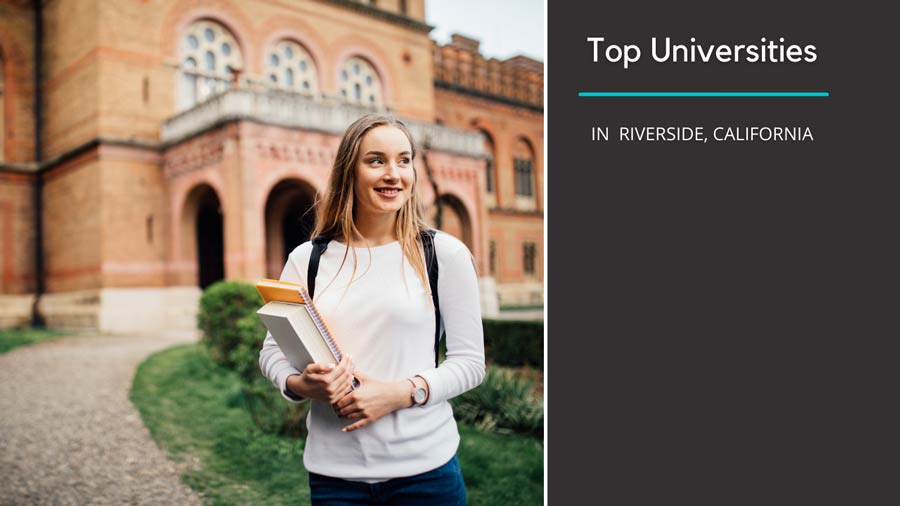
[187,34,198,49]
[489,241,496,275]
[285,68,294,87]
[205,51,216,71]
[204,28,215,41]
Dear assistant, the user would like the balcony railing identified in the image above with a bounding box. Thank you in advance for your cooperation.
[161,89,486,158]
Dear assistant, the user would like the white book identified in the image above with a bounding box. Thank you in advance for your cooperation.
[257,300,339,370]
[255,279,356,387]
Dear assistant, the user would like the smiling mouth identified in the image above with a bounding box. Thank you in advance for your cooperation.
[375,188,402,195]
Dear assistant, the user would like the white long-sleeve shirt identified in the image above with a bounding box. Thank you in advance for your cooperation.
[258,231,486,481]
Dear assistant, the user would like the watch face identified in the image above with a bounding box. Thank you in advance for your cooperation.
[413,388,427,404]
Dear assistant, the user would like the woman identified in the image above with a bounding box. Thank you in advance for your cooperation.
[259,113,485,505]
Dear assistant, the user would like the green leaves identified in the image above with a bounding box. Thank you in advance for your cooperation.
[452,367,544,438]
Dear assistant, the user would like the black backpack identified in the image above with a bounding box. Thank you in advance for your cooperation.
[306,229,443,367]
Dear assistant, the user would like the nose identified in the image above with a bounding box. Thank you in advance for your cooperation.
[384,162,400,180]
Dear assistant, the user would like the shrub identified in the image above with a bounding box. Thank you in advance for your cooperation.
[452,367,544,438]
[197,280,310,436]
[241,376,310,438]
[482,319,543,367]
[197,280,266,374]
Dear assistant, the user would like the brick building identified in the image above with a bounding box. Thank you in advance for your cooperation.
[0,0,543,332]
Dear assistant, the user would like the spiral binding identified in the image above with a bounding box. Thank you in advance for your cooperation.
[298,286,342,362]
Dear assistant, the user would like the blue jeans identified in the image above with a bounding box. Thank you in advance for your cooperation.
[308,455,467,506]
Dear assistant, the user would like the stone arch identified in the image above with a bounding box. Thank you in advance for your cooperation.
[336,55,384,108]
[331,40,395,107]
[161,0,254,63]
[263,178,318,278]
[513,135,536,162]
[181,183,225,288]
[431,193,473,250]
[175,19,245,110]
[263,37,322,96]
[257,18,327,86]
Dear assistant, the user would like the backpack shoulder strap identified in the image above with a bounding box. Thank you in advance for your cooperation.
[421,229,443,367]
[307,235,331,299]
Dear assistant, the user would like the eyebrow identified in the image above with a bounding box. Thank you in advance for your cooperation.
[363,150,412,156]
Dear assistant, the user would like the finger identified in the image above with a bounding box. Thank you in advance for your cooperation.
[343,410,366,420]
[328,383,351,404]
[335,404,362,418]
[332,377,356,406]
[327,362,352,384]
[325,357,354,382]
[328,389,351,405]
[342,418,372,432]
[345,354,355,373]
[306,362,336,375]
[333,389,356,409]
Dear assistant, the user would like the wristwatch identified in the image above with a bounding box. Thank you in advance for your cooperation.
[408,378,427,406]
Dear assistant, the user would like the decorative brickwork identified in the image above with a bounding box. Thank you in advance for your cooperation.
[0,0,543,329]
[434,35,543,110]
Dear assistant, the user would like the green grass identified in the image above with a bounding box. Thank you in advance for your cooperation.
[131,343,544,506]
[458,424,544,505]
[0,327,70,354]
[499,304,545,311]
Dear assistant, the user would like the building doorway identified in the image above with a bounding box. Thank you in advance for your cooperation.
[264,179,317,278]
[195,187,224,289]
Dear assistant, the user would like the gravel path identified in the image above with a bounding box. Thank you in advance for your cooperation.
[0,332,205,506]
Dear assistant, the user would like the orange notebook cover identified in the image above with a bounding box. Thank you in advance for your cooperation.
[255,278,306,305]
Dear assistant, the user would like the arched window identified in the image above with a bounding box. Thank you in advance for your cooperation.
[338,56,382,108]
[177,20,243,110]
[480,130,496,207]
[266,40,319,96]
[513,137,536,210]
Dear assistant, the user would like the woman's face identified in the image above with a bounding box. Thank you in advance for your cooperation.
[353,125,415,218]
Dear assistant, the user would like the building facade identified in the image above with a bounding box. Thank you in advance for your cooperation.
[0,0,544,331]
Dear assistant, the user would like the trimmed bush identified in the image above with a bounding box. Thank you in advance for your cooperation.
[482,319,543,367]
[197,280,266,377]
[197,280,309,437]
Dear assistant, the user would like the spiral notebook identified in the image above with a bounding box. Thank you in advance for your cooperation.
[255,279,351,376]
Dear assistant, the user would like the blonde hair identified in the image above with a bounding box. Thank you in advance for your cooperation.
[311,113,431,294]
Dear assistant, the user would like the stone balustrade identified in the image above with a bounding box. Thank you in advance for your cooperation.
[161,89,486,158]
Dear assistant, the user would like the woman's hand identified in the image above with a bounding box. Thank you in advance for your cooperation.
[333,372,411,432]
[285,355,355,404]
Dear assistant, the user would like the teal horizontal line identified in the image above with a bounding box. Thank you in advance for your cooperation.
[578,91,829,97]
